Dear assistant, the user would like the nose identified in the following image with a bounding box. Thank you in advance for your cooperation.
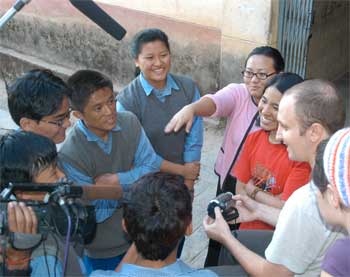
[63,117,71,128]
[103,104,114,115]
[261,104,271,115]
[56,167,66,181]
[251,74,260,83]
[154,56,161,66]
[276,124,283,141]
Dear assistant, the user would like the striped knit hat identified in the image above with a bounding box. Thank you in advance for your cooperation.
[323,128,350,207]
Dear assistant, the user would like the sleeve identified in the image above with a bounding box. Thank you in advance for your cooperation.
[183,86,203,162]
[30,255,63,277]
[321,239,350,276]
[90,270,120,276]
[265,193,328,274]
[231,134,254,183]
[203,84,241,118]
[116,101,126,112]
[117,127,161,185]
[60,161,118,223]
[281,162,311,200]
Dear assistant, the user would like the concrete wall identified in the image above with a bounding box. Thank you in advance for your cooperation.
[0,0,276,93]
[306,0,349,80]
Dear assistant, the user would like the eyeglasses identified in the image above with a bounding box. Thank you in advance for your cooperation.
[241,70,276,80]
[40,109,71,127]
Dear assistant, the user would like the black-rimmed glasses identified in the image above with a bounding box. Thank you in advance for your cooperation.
[241,70,276,80]
[40,109,72,127]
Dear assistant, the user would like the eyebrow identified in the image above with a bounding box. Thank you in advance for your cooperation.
[91,96,114,108]
[245,67,268,72]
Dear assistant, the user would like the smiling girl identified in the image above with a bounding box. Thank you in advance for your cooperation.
[233,73,312,230]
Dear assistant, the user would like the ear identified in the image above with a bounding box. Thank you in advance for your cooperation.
[19,117,37,131]
[121,219,128,234]
[72,110,84,120]
[327,184,341,209]
[308,123,327,144]
[184,222,193,237]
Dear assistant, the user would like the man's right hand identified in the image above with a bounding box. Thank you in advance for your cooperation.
[4,202,38,270]
[164,104,195,133]
[8,202,38,234]
[203,207,232,245]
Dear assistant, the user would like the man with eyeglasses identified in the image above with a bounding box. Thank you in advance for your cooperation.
[7,69,71,144]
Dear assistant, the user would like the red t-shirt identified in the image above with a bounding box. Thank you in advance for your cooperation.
[232,130,311,230]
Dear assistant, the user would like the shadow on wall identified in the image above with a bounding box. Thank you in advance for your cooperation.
[0,11,221,94]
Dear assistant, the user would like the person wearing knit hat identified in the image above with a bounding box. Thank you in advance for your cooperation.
[313,128,350,277]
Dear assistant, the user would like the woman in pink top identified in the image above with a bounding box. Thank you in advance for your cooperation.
[165,46,285,266]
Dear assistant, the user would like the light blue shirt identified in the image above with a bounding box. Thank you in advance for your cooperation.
[90,259,218,277]
[117,73,203,163]
[30,255,86,276]
[61,120,160,222]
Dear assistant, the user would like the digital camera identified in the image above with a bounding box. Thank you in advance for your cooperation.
[207,192,239,221]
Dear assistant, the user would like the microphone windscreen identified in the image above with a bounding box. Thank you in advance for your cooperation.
[69,0,126,41]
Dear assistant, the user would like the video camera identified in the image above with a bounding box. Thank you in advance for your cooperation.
[207,192,239,221]
[0,182,96,249]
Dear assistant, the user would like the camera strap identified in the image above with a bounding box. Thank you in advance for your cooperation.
[222,111,259,192]
[10,233,43,250]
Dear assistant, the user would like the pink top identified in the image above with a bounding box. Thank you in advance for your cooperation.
[204,83,260,186]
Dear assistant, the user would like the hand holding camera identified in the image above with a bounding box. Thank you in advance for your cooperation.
[207,192,239,222]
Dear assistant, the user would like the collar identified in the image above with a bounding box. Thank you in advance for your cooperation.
[139,73,179,96]
[77,119,121,142]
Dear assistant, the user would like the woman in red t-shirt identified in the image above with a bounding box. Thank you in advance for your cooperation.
[233,73,312,230]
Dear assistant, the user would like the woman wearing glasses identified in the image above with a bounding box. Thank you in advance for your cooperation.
[232,73,311,231]
[165,46,284,266]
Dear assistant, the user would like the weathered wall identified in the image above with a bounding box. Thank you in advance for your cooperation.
[0,0,276,93]
[306,0,349,80]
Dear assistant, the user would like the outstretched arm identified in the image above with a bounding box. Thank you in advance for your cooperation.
[165,97,216,133]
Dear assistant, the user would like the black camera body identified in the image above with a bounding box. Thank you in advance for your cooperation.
[0,182,96,248]
[207,192,239,221]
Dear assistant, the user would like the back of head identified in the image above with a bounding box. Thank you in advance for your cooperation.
[323,128,350,207]
[130,28,170,59]
[285,79,345,135]
[266,72,303,95]
[123,172,192,261]
[246,46,285,72]
[312,139,329,193]
[0,131,57,185]
[7,69,70,125]
[67,70,113,112]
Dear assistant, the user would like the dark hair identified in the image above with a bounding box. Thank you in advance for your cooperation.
[245,46,285,72]
[7,69,70,125]
[312,139,329,193]
[0,131,57,185]
[67,70,113,112]
[123,172,192,261]
[285,79,345,135]
[131,28,170,59]
[266,72,304,95]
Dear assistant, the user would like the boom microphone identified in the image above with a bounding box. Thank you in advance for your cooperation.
[69,0,126,41]
[0,0,31,29]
